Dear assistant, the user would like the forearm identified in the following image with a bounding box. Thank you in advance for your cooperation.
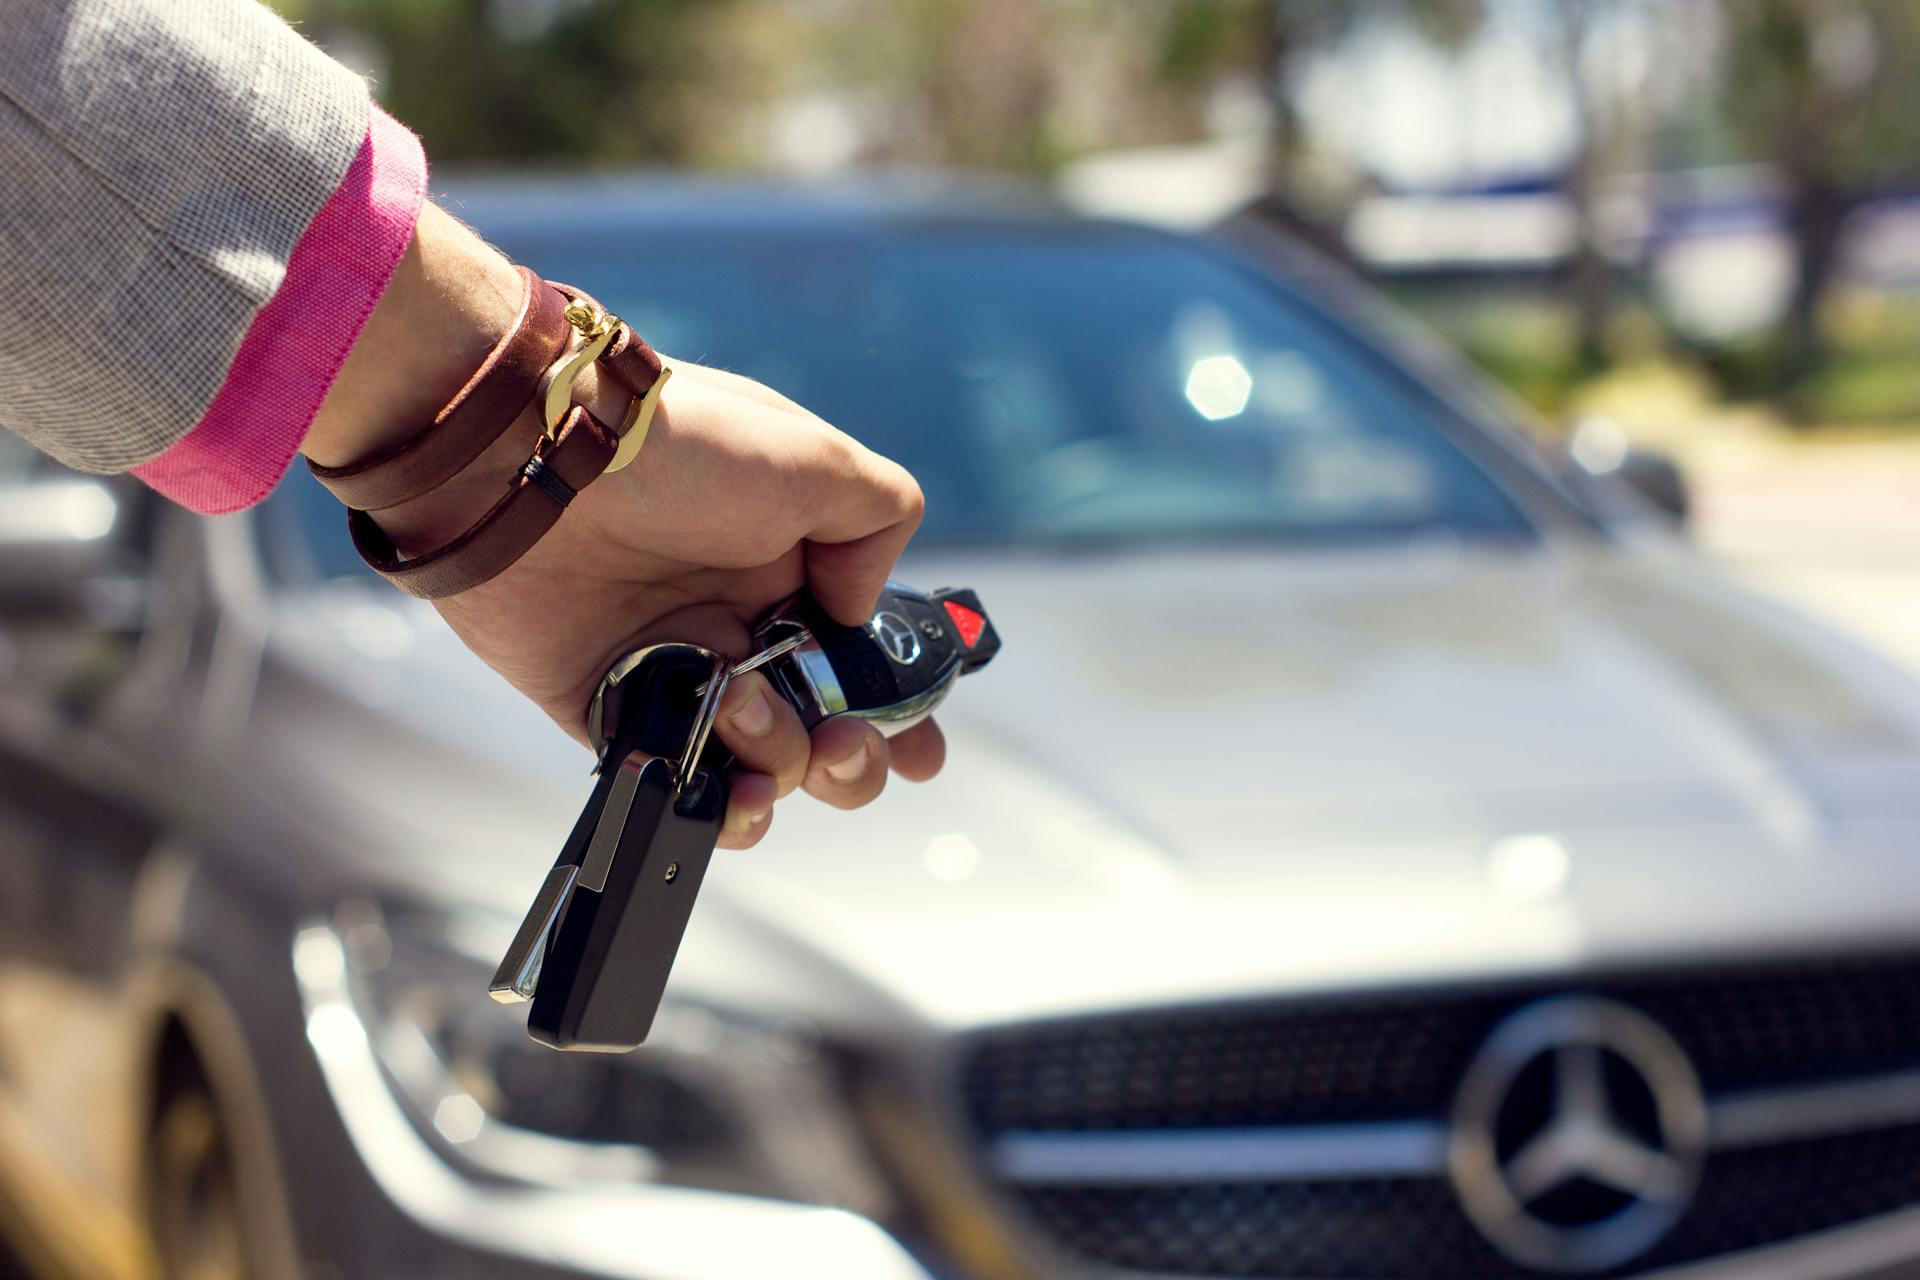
[302,205,523,470]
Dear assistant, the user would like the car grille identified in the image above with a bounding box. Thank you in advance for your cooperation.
[961,953,1920,1278]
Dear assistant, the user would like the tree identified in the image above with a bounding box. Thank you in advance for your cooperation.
[266,0,791,167]
[1714,0,1920,393]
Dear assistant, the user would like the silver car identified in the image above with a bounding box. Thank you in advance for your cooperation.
[3,179,1920,1280]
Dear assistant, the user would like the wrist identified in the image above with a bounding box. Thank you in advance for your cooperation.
[301,202,525,472]
[304,223,668,582]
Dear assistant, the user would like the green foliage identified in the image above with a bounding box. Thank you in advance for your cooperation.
[258,0,1918,429]
[266,0,779,166]
[1716,0,1920,183]
[1156,0,1270,86]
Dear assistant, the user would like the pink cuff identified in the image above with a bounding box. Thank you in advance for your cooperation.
[134,106,428,514]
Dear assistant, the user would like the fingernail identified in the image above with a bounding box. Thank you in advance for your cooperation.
[729,687,775,737]
[826,743,871,783]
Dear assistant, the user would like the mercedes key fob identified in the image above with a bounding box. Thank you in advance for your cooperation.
[752,583,1000,735]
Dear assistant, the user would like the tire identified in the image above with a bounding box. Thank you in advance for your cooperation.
[146,1050,247,1280]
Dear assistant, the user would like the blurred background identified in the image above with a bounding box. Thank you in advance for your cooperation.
[9,5,1920,1280]
[267,0,1920,670]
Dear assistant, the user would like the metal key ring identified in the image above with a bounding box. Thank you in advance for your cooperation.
[588,630,815,773]
[695,628,811,694]
[677,630,813,793]
[675,651,732,796]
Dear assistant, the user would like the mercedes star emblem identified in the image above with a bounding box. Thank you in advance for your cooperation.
[1448,996,1708,1273]
[872,611,923,667]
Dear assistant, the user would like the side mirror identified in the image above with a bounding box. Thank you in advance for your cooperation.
[1566,417,1689,525]
[1614,449,1689,524]
[0,476,128,610]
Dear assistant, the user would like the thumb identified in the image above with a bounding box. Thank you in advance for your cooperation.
[806,529,910,627]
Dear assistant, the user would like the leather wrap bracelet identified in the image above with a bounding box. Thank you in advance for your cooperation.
[308,270,668,600]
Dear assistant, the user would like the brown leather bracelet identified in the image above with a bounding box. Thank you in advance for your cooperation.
[307,267,572,512]
[337,273,668,599]
[348,404,618,599]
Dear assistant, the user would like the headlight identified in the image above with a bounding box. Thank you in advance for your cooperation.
[294,900,895,1221]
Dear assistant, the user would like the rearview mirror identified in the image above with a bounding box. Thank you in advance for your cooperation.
[0,476,126,609]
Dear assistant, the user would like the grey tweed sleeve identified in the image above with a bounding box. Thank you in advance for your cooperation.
[0,0,370,472]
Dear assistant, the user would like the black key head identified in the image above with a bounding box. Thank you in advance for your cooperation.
[526,754,725,1051]
[490,645,730,1051]
[753,582,1001,733]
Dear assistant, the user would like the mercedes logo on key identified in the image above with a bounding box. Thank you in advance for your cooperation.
[1448,997,1707,1273]
[872,611,923,667]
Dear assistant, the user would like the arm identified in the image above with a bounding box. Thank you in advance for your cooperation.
[0,0,941,846]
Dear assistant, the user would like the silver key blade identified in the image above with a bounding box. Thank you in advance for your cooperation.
[580,753,651,893]
[493,751,659,1003]
[489,864,579,1004]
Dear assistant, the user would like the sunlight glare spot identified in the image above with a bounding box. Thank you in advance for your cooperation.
[433,1094,486,1145]
[1185,354,1253,421]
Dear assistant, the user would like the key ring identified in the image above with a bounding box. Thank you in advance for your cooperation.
[675,651,731,799]
[696,629,810,693]
[674,631,813,796]
[590,630,815,767]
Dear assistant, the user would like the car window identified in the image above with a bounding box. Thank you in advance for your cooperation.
[263,221,1536,582]
[513,224,1533,548]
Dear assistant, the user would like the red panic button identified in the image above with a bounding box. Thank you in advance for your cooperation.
[944,601,987,649]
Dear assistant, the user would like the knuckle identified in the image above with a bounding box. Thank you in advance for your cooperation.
[891,467,926,524]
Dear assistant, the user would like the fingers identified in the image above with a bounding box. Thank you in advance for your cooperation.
[729,713,930,838]
[718,770,776,850]
[621,359,925,628]
[887,718,947,782]
[713,671,810,799]
[613,604,927,850]
[804,717,891,809]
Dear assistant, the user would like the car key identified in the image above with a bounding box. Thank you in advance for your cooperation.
[491,582,1000,1052]
[752,582,1001,736]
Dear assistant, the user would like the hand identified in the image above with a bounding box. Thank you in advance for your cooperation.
[303,205,946,847]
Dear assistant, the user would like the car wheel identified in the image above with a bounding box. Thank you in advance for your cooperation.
[146,1052,246,1280]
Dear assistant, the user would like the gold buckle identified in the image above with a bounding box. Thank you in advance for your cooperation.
[536,300,672,473]
[604,365,671,474]
[539,303,621,440]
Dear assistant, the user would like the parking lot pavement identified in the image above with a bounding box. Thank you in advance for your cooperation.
[1686,438,1920,676]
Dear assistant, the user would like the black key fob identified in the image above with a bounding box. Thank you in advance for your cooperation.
[491,645,730,1051]
[753,582,1001,734]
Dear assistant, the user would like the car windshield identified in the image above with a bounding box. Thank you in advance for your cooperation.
[263,219,1532,581]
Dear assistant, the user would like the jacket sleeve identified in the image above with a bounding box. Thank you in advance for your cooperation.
[0,0,387,482]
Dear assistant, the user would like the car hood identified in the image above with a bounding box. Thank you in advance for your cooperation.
[260,542,1920,1028]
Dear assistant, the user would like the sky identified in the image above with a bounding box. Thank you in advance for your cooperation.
[1296,0,1661,193]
